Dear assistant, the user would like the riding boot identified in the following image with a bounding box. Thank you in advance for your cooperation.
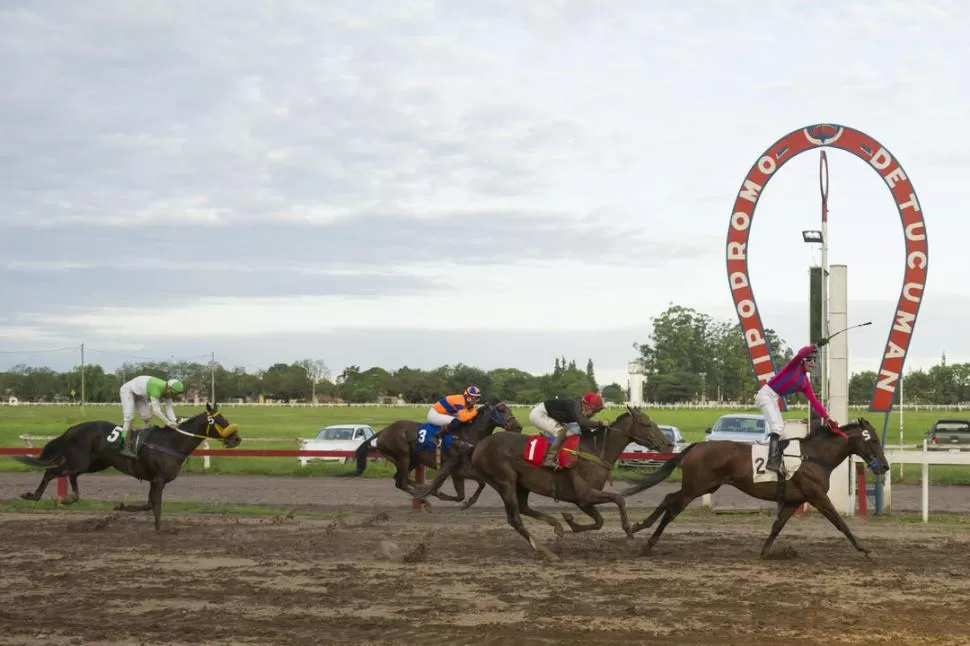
[766,432,782,473]
[120,430,137,458]
[541,428,567,469]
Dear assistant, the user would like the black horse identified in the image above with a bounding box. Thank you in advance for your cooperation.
[15,403,241,530]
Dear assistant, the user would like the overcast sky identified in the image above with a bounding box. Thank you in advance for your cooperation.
[1,1,968,391]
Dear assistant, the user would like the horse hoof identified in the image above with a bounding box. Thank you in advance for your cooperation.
[20,492,37,501]
[539,549,561,563]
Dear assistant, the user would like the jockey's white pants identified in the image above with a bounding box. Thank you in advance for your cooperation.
[119,384,151,432]
[529,403,580,437]
[427,407,456,428]
[755,384,787,437]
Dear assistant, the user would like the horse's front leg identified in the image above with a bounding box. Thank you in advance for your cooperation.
[150,477,167,531]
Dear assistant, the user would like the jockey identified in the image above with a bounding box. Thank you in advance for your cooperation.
[118,376,185,457]
[427,386,483,436]
[756,344,841,473]
[530,392,607,469]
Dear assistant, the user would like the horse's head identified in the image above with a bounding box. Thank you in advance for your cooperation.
[614,405,675,453]
[201,402,242,448]
[484,401,523,433]
[844,417,889,474]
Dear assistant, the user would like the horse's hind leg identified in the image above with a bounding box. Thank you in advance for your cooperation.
[563,503,604,533]
[760,502,800,557]
[394,455,432,511]
[641,489,695,554]
[20,469,58,501]
[516,485,564,539]
[58,474,81,505]
[631,491,678,534]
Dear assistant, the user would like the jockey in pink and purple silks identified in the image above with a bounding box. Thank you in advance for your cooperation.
[755,344,844,473]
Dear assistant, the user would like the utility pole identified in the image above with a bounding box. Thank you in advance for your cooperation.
[210,351,216,404]
[80,343,86,411]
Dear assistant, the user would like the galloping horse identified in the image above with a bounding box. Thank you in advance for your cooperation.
[622,417,890,557]
[15,403,241,530]
[467,406,675,561]
[342,401,523,509]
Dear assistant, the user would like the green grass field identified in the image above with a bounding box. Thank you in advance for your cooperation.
[0,403,964,485]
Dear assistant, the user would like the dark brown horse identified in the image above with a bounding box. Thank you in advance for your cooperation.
[342,401,523,509]
[15,403,241,530]
[468,406,675,561]
[622,417,890,557]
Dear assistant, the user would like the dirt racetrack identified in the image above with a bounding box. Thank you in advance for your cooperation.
[3,473,970,645]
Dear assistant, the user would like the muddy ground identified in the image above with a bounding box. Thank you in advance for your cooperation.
[2,473,970,645]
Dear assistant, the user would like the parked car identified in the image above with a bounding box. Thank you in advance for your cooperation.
[620,424,687,467]
[704,413,770,444]
[298,424,377,466]
[926,419,970,447]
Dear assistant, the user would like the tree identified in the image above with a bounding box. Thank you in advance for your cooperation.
[586,358,597,391]
[295,358,331,402]
[849,371,878,405]
[601,382,625,404]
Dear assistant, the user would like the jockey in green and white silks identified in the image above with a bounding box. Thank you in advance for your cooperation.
[118,375,184,441]
[117,376,185,457]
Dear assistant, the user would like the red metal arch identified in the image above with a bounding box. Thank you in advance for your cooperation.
[725,124,928,412]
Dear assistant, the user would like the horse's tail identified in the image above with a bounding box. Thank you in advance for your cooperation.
[12,433,68,469]
[621,442,696,497]
[337,429,385,477]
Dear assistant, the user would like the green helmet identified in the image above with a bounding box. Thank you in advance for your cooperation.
[166,378,185,394]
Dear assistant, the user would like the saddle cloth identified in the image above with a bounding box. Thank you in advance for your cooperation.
[751,439,803,483]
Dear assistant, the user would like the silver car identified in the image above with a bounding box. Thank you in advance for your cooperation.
[704,414,770,444]
[621,425,687,467]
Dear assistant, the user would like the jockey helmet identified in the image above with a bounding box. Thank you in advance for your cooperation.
[582,392,605,412]
[800,345,819,363]
[166,378,185,394]
[464,386,482,400]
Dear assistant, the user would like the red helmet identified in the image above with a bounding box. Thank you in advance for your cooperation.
[582,392,604,411]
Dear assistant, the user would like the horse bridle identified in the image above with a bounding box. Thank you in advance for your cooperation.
[173,414,239,440]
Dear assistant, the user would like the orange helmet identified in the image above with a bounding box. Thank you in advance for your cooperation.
[582,392,604,411]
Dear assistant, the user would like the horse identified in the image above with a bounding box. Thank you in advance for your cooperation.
[621,417,890,557]
[467,406,676,561]
[14,403,241,530]
[342,400,523,510]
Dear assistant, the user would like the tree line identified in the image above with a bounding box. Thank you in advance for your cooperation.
[2,305,967,405]
[0,356,607,405]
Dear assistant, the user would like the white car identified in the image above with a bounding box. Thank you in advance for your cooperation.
[620,425,687,467]
[298,424,377,466]
[704,414,769,444]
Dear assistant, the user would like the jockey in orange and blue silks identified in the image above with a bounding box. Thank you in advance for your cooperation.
[426,386,482,434]
[755,344,843,473]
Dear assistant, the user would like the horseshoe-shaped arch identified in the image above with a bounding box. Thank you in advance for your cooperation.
[725,124,928,413]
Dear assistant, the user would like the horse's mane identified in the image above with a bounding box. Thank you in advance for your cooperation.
[804,417,864,442]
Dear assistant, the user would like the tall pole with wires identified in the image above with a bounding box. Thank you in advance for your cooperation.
[819,151,830,411]
[210,352,216,404]
[80,343,86,411]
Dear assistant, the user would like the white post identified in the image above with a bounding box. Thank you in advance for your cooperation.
[827,264,851,514]
[899,374,905,479]
[922,439,929,523]
[627,360,645,406]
